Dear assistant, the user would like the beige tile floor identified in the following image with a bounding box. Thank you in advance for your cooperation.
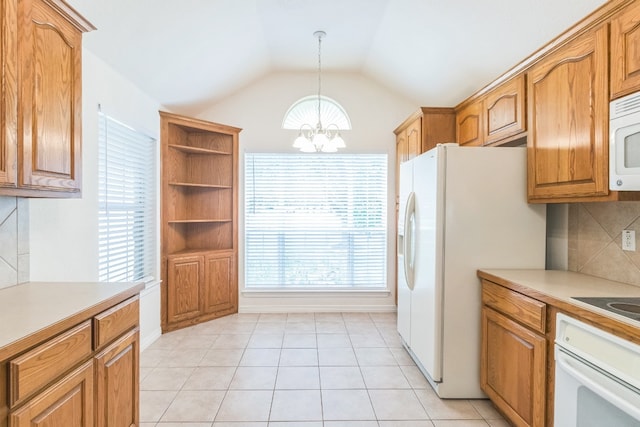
[140,312,510,427]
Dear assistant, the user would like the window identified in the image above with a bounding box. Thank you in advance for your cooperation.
[98,111,157,282]
[282,95,351,130]
[245,153,387,288]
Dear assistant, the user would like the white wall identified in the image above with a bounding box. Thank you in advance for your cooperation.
[198,71,418,312]
[29,50,163,348]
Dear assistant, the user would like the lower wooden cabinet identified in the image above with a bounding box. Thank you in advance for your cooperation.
[165,250,238,331]
[3,294,140,427]
[94,329,139,427]
[481,307,546,427]
[9,361,94,427]
[481,279,547,427]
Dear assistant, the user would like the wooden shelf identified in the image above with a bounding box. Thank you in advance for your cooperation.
[168,144,231,155]
[168,248,234,257]
[160,111,239,333]
[168,219,232,224]
[168,182,231,189]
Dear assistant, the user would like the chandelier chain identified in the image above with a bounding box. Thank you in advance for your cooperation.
[317,32,322,128]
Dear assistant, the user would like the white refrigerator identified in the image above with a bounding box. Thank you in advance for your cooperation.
[397,144,546,398]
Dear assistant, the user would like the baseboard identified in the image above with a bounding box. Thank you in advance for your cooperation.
[140,327,162,351]
[239,304,397,313]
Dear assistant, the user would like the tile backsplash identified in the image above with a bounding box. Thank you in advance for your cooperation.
[568,201,640,287]
[0,196,29,289]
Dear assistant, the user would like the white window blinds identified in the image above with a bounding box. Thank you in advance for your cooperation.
[245,153,387,288]
[98,111,157,282]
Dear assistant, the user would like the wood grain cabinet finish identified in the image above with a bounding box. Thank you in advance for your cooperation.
[481,306,546,427]
[527,25,609,202]
[203,251,237,315]
[166,254,204,324]
[161,111,240,332]
[610,0,640,100]
[1,291,140,427]
[0,0,94,197]
[9,320,92,407]
[9,361,94,427]
[456,100,483,146]
[483,75,526,145]
[94,328,139,427]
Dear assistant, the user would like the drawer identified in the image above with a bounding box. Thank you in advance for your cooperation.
[9,320,92,407]
[93,296,139,349]
[482,279,546,333]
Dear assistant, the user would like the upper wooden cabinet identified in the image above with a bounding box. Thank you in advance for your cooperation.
[610,0,640,100]
[0,0,93,197]
[483,75,527,145]
[160,111,240,332]
[527,25,610,202]
[455,100,483,146]
[455,75,526,147]
[394,107,456,162]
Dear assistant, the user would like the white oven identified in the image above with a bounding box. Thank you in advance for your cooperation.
[554,313,640,426]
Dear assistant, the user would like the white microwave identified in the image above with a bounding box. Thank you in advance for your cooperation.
[610,91,640,190]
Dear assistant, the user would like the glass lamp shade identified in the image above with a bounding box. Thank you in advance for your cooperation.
[293,134,309,149]
[332,134,346,148]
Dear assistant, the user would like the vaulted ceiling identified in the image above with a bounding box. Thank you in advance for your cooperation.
[68,0,607,112]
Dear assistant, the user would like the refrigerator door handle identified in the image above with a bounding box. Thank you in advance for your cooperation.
[404,191,416,290]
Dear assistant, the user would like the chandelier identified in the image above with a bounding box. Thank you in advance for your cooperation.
[293,31,346,153]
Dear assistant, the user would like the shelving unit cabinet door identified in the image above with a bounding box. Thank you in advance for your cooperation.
[481,307,546,427]
[9,361,94,427]
[94,329,139,427]
[610,0,640,100]
[527,25,609,201]
[202,251,237,315]
[166,254,204,324]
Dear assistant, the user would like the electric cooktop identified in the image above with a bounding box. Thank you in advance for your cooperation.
[572,297,640,322]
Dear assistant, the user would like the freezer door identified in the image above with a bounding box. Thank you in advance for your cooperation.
[410,148,444,382]
[397,160,414,344]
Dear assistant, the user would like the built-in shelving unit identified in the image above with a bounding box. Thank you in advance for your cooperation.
[160,111,241,332]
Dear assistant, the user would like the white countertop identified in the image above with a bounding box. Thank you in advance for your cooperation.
[0,281,144,360]
[478,269,640,330]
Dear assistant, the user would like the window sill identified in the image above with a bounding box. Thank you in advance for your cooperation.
[242,288,390,298]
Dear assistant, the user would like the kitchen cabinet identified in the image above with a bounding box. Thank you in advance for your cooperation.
[455,99,483,146]
[526,24,610,202]
[9,362,94,427]
[0,0,94,197]
[0,284,141,427]
[161,111,239,332]
[478,269,640,427]
[610,0,640,100]
[483,75,526,145]
[94,329,139,427]
[481,280,546,427]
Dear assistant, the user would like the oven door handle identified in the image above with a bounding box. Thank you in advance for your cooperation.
[556,350,640,420]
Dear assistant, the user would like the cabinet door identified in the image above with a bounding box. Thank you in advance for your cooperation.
[18,0,82,192]
[406,118,422,160]
[95,328,139,427]
[9,361,94,427]
[481,307,546,427]
[1,0,18,188]
[610,0,640,100]
[456,100,483,146]
[527,25,609,201]
[202,251,237,315]
[167,254,204,324]
[484,75,526,145]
